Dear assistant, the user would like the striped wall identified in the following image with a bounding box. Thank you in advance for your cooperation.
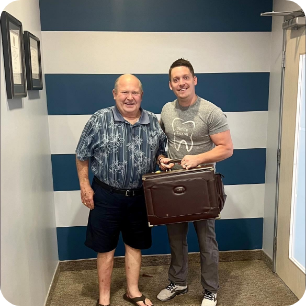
[40,0,272,261]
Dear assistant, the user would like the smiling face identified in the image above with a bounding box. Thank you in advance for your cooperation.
[112,75,143,118]
[169,66,197,104]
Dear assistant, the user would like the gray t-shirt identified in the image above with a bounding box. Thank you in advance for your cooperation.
[160,96,229,162]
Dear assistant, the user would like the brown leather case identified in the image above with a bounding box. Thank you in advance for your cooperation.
[142,164,226,226]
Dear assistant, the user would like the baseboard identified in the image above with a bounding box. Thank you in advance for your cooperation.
[44,262,60,306]
[59,249,264,271]
[261,250,273,271]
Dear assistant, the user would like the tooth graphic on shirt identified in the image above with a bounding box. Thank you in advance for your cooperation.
[172,118,195,152]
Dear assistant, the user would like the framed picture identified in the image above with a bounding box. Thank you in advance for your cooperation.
[0,11,27,98]
[23,31,43,90]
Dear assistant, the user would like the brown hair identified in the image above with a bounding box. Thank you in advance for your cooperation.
[169,58,195,80]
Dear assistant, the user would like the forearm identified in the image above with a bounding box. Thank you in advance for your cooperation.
[196,145,233,164]
[76,157,91,188]
[76,157,95,209]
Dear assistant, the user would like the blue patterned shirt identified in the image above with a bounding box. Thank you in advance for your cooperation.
[76,106,167,189]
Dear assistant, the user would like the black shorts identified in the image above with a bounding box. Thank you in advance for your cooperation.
[85,180,152,253]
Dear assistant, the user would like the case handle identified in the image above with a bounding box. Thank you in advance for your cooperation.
[168,159,182,164]
[168,159,214,169]
[166,158,215,172]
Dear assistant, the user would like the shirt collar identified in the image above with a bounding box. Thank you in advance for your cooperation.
[175,95,200,108]
[112,106,150,125]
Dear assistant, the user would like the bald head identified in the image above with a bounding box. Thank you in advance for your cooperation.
[114,74,143,93]
[112,74,144,118]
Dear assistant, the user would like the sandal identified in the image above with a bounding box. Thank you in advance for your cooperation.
[96,299,110,306]
[123,293,153,306]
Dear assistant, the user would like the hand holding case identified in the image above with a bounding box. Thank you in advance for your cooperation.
[142,162,226,226]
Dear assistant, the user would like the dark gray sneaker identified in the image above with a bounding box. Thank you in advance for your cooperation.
[157,282,188,301]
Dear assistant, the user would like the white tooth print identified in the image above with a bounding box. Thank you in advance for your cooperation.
[172,118,195,152]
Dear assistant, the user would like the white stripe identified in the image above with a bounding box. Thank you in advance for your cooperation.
[41,32,271,74]
[226,111,268,149]
[48,115,90,154]
[48,111,267,154]
[54,191,89,227]
[54,184,265,227]
[221,184,265,220]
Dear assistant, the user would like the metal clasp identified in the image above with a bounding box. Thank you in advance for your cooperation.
[125,189,134,197]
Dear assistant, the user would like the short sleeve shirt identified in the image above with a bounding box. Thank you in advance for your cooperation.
[76,106,167,189]
[160,96,229,161]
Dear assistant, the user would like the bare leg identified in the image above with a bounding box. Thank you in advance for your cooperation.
[97,250,115,305]
[125,244,153,306]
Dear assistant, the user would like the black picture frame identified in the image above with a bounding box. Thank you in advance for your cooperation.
[0,11,27,99]
[23,31,43,90]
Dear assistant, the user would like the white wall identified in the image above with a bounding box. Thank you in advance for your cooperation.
[263,0,302,259]
[0,0,58,305]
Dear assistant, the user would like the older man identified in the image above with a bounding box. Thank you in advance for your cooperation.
[76,74,167,306]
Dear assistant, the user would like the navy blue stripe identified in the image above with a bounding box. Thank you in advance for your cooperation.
[40,0,272,32]
[56,218,263,260]
[52,149,266,191]
[215,218,263,251]
[49,157,159,191]
[217,148,266,185]
[51,155,94,191]
[46,73,269,115]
